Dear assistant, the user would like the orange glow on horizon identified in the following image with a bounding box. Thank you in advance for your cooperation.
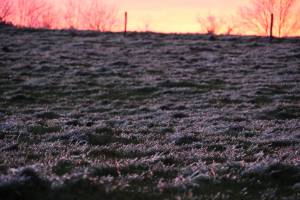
[117,0,244,33]
[3,0,300,36]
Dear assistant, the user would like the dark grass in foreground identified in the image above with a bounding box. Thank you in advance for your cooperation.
[0,24,300,199]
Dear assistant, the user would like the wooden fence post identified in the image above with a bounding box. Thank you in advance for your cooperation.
[270,13,274,40]
[124,12,128,36]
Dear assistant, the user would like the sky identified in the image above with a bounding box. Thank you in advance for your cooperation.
[6,0,299,35]
[115,0,247,33]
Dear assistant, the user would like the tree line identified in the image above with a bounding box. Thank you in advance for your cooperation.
[1,0,300,37]
[0,0,118,31]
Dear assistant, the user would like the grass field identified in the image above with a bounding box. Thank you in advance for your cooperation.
[0,23,300,199]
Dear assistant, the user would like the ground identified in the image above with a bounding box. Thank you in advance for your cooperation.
[0,23,299,200]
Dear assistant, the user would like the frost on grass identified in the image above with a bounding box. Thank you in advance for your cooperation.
[0,24,299,199]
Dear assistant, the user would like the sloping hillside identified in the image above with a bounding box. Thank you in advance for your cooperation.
[0,24,300,199]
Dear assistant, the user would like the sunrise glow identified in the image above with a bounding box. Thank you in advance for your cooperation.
[116,0,245,33]
[2,0,300,36]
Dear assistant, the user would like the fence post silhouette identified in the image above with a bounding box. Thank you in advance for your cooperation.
[270,13,274,40]
[124,11,128,36]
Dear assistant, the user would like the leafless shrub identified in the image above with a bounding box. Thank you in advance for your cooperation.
[80,0,118,31]
[197,15,237,35]
[197,15,220,35]
[62,0,118,31]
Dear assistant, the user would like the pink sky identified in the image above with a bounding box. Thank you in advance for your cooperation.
[115,0,248,32]
[6,0,300,35]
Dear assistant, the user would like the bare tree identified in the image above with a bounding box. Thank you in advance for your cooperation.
[0,0,12,22]
[239,0,300,37]
[80,0,118,31]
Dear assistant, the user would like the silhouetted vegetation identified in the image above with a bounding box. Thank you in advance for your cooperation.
[239,0,300,37]
[1,0,118,31]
